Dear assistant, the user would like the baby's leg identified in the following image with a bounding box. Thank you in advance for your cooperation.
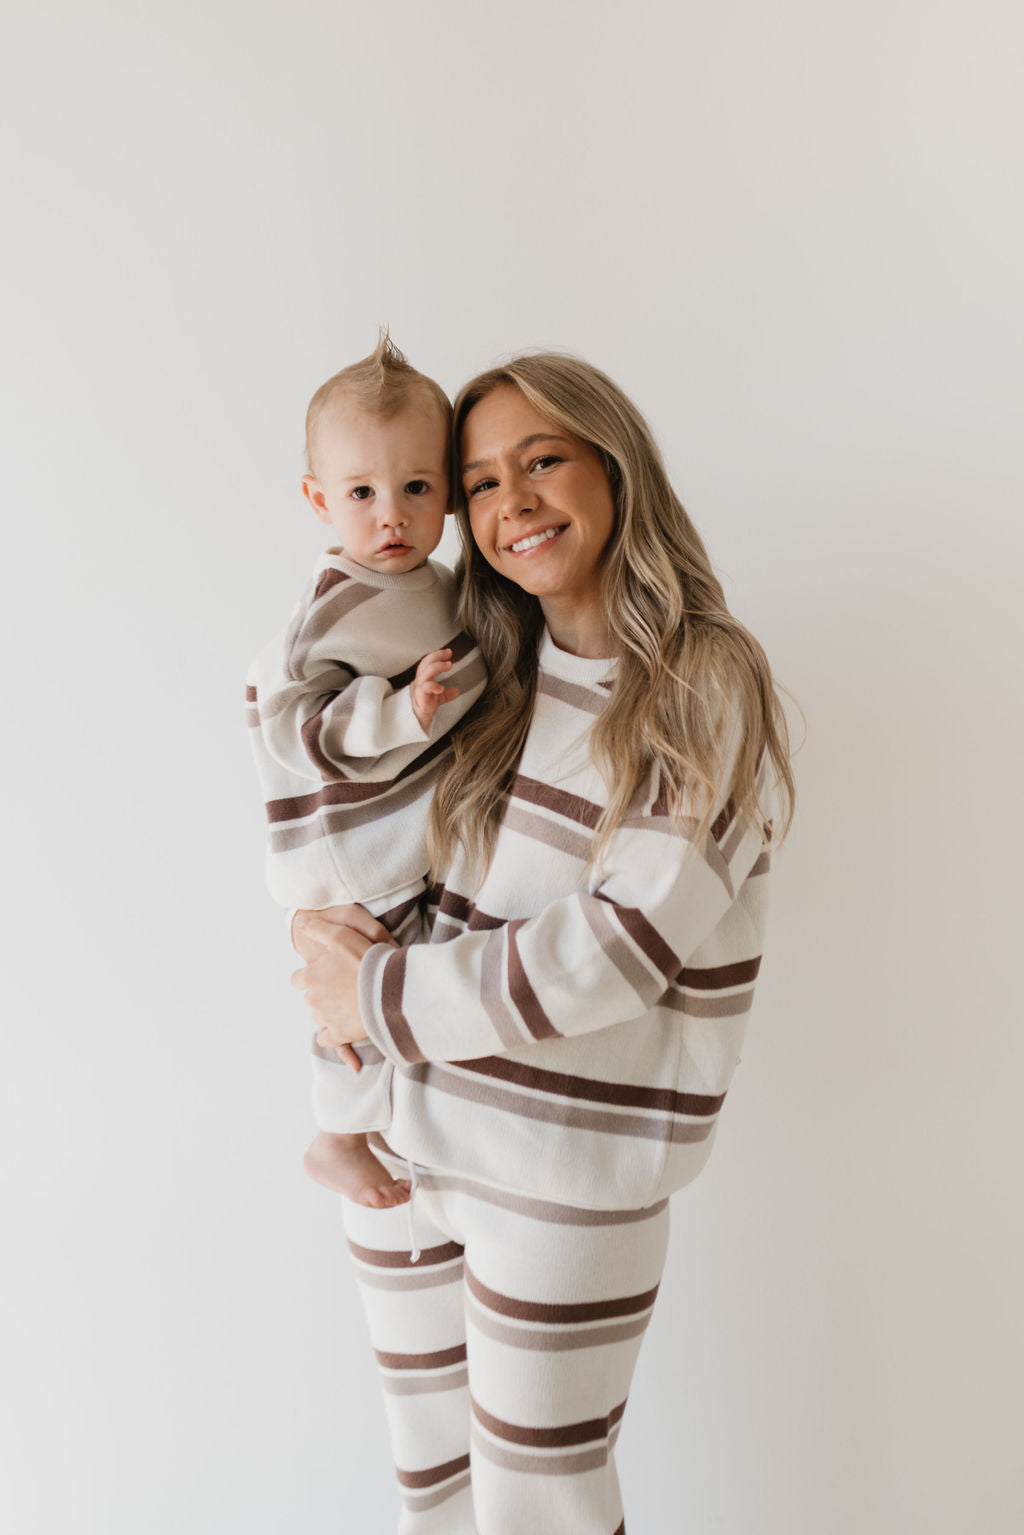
[303,1130,411,1207]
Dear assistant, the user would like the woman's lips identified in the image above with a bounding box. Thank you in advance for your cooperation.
[506,524,568,556]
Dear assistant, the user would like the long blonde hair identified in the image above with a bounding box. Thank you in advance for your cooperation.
[429,352,795,879]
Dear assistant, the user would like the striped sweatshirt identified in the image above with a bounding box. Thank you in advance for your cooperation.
[360,630,776,1211]
[246,550,485,912]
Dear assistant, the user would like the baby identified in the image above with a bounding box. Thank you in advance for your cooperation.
[246,333,485,1206]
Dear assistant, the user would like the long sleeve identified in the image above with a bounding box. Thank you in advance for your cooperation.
[251,654,429,784]
[359,775,773,1067]
[245,552,486,911]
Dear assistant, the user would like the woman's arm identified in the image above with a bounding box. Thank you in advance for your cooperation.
[293,779,773,1064]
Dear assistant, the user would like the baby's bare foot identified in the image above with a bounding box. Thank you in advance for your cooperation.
[303,1131,411,1207]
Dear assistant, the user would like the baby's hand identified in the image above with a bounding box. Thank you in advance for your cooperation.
[412,648,460,734]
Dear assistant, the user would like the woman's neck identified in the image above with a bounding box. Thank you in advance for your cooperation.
[539,593,615,659]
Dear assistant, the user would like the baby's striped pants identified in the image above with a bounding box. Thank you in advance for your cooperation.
[341,1162,671,1534]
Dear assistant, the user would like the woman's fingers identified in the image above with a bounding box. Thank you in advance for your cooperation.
[296,903,396,947]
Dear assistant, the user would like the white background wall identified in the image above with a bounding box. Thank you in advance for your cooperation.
[2,2,1021,1531]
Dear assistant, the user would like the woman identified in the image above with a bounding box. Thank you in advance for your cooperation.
[293,353,795,1535]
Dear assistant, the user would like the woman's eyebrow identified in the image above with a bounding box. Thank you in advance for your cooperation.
[462,433,572,475]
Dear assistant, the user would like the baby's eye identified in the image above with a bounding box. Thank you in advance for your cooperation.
[350,485,374,501]
[405,479,431,496]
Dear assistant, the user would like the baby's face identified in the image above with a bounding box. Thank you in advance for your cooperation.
[304,402,449,574]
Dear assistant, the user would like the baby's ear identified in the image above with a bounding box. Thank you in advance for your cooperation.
[301,474,331,524]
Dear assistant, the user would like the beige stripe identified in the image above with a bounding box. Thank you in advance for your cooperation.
[662,987,755,1018]
[581,897,665,1005]
[245,706,260,727]
[481,927,527,1049]
[418,1063,717,1143]
[501,803,591,862]
[701,835,734,900]
[369,1163,669,1227]
[288,581,379,677]
[466,1298,654,1354]
[431,916,463,943]
[537,671,606,715]
[268,771,437,853]
[382,1368,469,1397]
[401,1471,473,1512]
[257,663,355,723]
[749,849,772,878]
[470,1429,609,1478]
[353,1264,463,1293]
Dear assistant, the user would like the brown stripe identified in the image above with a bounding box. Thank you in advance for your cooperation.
[376,1343,467,1370]
[265,735,450,821]
[612,1521,625,1535]
[470,1434,609,1477]
[467,1303,655,1355]
[465,1265,659,1325]
[603,899,679,980]
[677,956,762,990]
[710,795,738,843]
[245,683,257,702]
[507,920,561,1041]
[512,775,602,830]
[581,897,664,1005]
[387,630,480,690]
[471,1396,626,1449]
[396,1453,471,1490]
[401,1470,473,1511]
[367,1158,669,1228]
[312,566,350,602]
[437,887,471,923]
[749,849,771,877]
[407,1063,720,1142]
[379,891,424,933]
[455,1056,725,1117]
[347,1237,463,1269]
[380,948,423,1063]
[433,887,506,933]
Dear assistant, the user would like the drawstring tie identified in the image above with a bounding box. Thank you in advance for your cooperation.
[404,1158,421,1264]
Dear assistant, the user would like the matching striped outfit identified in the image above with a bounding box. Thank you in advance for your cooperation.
[337,632,776,1532]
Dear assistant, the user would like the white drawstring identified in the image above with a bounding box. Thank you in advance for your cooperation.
[404,1158,421,1264]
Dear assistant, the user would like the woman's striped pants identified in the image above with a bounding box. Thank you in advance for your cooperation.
[341,1161,671,1534]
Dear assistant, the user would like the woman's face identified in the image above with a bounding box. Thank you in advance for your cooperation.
[460,386,616,615]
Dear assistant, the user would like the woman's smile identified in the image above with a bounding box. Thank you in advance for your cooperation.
[460,385,616,628]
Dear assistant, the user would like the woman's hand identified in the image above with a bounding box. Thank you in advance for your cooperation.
[290,907,398,1054]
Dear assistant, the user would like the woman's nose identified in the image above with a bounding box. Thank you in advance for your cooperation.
[498,476,538,519]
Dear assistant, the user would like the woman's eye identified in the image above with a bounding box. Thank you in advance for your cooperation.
[406,480,430,496]
[468,477,497,497]
[350,485,373,501]
[531,455,561,472]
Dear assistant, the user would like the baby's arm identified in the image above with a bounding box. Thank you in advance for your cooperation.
[410,649,461,734]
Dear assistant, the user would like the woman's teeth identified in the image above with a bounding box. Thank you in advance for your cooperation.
[510,526,563,554]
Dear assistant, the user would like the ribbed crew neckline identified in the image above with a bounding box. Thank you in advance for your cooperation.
[320,549,441,591]
[538,628,618,686]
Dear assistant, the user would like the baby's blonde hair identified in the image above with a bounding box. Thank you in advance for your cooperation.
[305,328,452,474]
